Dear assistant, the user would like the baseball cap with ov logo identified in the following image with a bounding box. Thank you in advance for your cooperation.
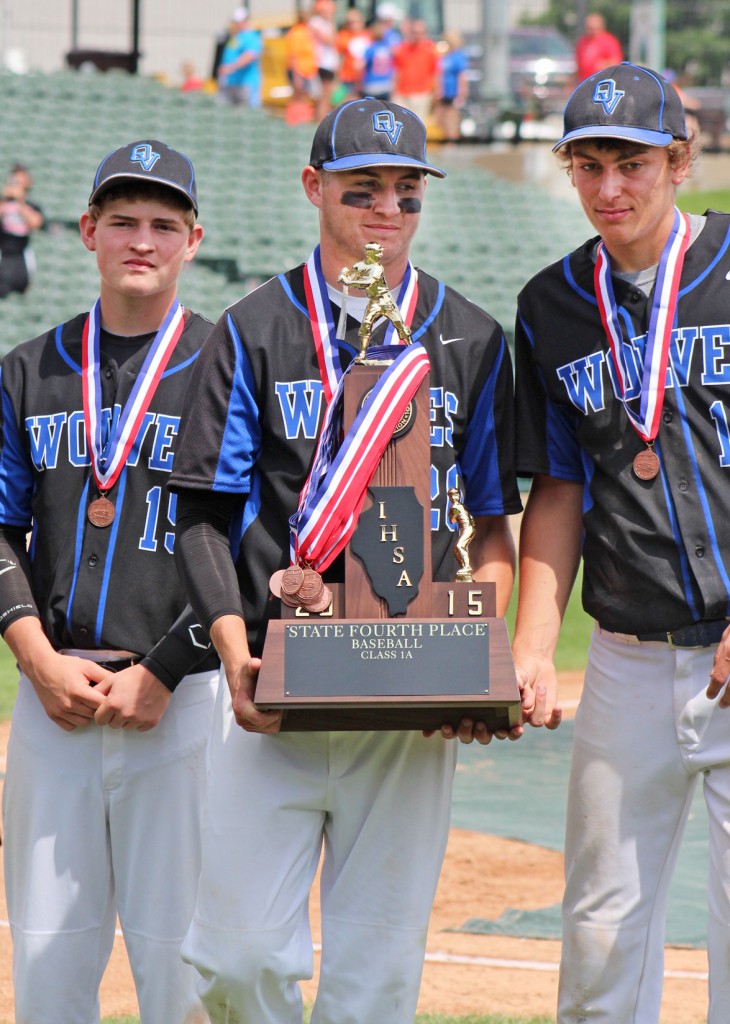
[553,62,688,151]
[310,98,446,177]
[89,139,198,214]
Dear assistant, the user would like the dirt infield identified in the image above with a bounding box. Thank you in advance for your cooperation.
[0,676,709,1023]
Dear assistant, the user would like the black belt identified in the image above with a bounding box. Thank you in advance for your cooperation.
[95,657,142,672]
[635,620,729,648]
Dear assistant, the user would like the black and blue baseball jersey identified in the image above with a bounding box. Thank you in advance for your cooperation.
[515,210,730,634]
[0,311,219,681]
[170,263,521,656]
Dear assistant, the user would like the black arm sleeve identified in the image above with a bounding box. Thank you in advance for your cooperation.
[0,525,39,634]
[140,602,214,693]
[174,489,245,633]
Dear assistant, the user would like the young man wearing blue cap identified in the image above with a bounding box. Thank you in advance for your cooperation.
[0,140,218,1023]
[513,63,730,1021]
[168,98,523,1022]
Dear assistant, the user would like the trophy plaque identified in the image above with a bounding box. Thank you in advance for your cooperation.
[255,246,521,731]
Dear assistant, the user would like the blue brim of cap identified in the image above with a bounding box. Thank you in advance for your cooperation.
[321,152,446,178]
[552,125,675,152]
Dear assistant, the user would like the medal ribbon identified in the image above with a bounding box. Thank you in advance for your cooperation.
[291,341,431,572]
[594,207,690,444]
[303,245,419,404]
[82,298,184,492]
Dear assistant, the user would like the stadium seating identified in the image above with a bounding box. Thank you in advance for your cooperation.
[0,70,588,353]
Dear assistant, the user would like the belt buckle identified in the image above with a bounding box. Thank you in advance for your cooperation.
[666,633,700,650]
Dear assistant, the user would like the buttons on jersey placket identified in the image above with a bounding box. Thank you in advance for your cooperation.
[658,376,718,593]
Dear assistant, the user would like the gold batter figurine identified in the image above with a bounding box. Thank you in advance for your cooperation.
[448,487,476,582]
[338,242,413,361]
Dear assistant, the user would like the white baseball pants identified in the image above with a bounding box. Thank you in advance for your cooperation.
[182,669,457,1024]
[558,627,730,1023]
[3,668,217,1024]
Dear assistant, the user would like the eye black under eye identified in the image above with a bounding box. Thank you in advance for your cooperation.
[341,191,374,209]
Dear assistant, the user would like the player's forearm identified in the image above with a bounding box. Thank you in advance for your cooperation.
[469,514,516,616]
[0,524,39,634]
[210,613,253,680]
[511,475,583,663]
[141,603,213,692]
[4,615,60,685]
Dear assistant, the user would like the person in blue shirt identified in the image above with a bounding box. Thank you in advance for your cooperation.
[217,6,263,108]
[435,31,469,142]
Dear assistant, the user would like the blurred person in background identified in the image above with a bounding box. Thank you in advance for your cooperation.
[0,163,44,298]
[393,19,439,122]
[336,7,371,101]
[309,0,340,119]
[285,6,318,124]
[360,19,396,100]
[434,31,469,142]
[375,2,403,49]
[180,60,204,92]
[216,6,263,108]
[575,12,623,82]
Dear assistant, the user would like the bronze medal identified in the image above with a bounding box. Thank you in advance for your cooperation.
[633,447,660,481]
[269,569,286,599]
[298,567,324,604]
[301,584,333,614]
[281,564,305,596]
[88,495,115,527]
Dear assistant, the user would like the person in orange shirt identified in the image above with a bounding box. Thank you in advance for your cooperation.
[285,10,318,123]
[393,19,439,122]
[336,7,371,99]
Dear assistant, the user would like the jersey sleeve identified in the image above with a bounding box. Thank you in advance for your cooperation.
[169,311,262,494]
[514,303,585,482]
[458,331,522,516]
[0,364,34,528]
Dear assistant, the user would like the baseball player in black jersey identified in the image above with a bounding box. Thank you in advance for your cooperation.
[513,64,730,1022]
[168,98,523,1022]
[0,141,218,1023]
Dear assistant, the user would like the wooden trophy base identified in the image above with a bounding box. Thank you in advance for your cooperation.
[255,584,522,732]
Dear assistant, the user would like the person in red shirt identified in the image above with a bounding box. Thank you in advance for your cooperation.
[575,13,623,82]
[393,19,439,122]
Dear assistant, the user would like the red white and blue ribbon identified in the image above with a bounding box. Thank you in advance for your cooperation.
[291,341,430,571]
[594,207,690,444]
[82,298,184,492]
[303,245,419,404]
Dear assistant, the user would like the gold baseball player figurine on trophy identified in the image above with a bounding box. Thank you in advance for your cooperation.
[448,487,476,582]
[338,242,413,361]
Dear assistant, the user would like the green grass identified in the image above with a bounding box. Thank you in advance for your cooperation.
[0,639,17,720]
[678,188,730,214]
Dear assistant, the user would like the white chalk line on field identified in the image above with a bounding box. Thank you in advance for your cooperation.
[0,921,708,981]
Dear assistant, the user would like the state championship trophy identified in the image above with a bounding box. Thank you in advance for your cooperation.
[255,244,521,731]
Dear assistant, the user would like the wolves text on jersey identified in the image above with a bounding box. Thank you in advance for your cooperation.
[274,379,458,445]
[556,323,730,415]
[25,407,180,473]
[275,378,462,532]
